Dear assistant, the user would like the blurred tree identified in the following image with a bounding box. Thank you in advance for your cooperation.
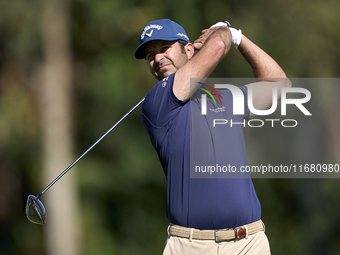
[39,0,82,254]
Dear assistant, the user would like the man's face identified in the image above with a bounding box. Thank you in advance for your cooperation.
[145,40,190,81]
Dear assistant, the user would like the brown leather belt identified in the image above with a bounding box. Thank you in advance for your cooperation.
[169,220,264,242]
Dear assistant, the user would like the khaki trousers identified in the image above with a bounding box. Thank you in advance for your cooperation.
[162,230,271,255]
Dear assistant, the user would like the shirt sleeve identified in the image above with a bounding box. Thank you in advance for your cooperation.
[142,73,187,128]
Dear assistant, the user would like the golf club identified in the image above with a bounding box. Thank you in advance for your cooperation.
[25,97,145,224]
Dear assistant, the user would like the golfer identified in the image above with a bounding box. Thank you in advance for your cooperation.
[135,19,290,254]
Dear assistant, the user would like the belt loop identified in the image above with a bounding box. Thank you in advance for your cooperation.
[167,224,171,236]
[262,220,266,232]
[244,225,248,239]
[189,228,194,242]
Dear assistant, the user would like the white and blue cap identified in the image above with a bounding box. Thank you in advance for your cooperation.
[135,19,190,59]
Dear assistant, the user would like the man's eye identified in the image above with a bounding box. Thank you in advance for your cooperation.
[146,53,155,61]
[162,46,170,52]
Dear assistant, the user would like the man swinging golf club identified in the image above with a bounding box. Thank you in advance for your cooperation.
[135,19,290,254]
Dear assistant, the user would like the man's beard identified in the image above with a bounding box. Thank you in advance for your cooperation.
[157,59,175,79]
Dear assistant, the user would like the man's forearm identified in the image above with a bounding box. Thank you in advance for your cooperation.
[238,34,291,115]
[173,26,232,101]
[238,35,287,79]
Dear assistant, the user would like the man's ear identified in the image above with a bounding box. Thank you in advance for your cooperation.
[185,43,195,60]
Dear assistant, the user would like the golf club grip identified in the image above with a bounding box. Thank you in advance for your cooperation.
[37,97,145,199]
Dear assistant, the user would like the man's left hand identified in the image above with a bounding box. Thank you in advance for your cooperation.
[193,26,227,50]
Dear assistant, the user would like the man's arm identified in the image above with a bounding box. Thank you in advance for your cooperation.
[237,34,292,117]
[173,27,232,101]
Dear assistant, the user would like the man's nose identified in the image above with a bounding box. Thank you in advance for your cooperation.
[154,52,164,63]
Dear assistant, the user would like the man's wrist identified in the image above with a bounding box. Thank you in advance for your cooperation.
[229,28,242,48]
[210,21,242,48]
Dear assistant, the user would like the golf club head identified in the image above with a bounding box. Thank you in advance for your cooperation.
[25,195,46,224]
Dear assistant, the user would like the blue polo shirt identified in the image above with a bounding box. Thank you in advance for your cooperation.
[141,73,261,230]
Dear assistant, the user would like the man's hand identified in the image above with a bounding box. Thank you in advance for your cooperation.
[193,26,225,50]
[194,22,242,50]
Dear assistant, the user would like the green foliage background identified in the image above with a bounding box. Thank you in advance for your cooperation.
[0,0,340,254]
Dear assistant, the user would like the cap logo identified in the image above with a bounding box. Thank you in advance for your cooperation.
[177,33,189,41]
[135,19,189,59]
[141,24,163,40]
[145,30,153,38]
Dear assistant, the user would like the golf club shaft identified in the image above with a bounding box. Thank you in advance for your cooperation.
[36,97,145,199]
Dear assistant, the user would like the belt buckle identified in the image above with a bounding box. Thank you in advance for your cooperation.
[214,229,228,243]
[214,226,248,243]
[214,229,222,243]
